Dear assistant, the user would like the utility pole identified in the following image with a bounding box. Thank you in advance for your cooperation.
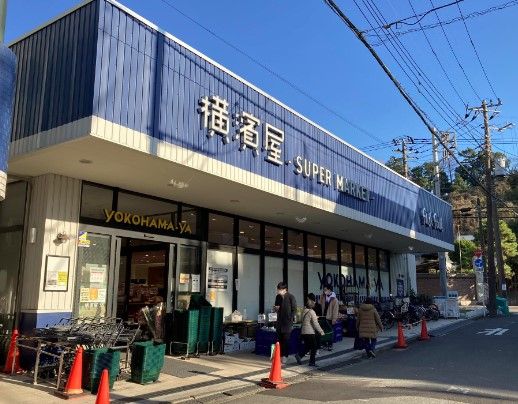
[393,136,416,179]
[0,1,6,43]
[432,129,449,296]
[481,100,497,316]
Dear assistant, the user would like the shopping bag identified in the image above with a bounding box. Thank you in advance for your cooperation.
[353,336,365,350]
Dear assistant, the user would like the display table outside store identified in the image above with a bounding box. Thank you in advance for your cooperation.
[254,326,301,356]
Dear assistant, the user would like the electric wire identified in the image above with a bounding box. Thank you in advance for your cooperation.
[323,0,518,214]
[156,0,387,144]
[358,0,485,151]
[406,0,466,113]
[366,0,518,43]
[455,1,499,99]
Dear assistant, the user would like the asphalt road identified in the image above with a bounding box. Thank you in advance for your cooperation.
[228,314,518,403]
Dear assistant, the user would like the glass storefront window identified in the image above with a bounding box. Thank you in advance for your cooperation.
[307,235,322,259]
[379,250,389,271]
[325,239,338,262]
[80,183,114,220]
[265,225,283,253]
[76,233,111,318]
[369,269,379,299]
[379,250,390,299]
[0,182,27,322]
[287,259,304,305]
[287,230,304,256]
[308,261,323,299]
[380,271,390,299]
[237,253,260,320]
[208,213,234,245]
[206,248,232,316]
[368,248,377,270]
[356,267,367,302]
[264,256,283,312]
[355,245,366,268]
[181,205,200,236]
[341,242,353,265]
[238,220,260,249]
[325,263,340,299]
[118,192,178,223]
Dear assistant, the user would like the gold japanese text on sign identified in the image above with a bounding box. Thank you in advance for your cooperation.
[103,209,192,234]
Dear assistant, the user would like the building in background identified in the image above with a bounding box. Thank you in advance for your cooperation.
[1,0,453,332]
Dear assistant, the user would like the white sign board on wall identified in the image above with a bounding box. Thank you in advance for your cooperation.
[206,250,233,318]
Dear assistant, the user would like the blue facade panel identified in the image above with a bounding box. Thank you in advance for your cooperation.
[9,0,98,141]
[0,44,16,175]
[91,0,452,244]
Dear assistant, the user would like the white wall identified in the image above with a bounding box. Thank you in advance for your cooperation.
[390,253,417,296]
[20,174,81,313]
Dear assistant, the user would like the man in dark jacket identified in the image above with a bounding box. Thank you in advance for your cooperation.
[274,282,297,364]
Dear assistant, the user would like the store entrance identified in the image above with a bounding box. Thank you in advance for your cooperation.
[116,238,173,322]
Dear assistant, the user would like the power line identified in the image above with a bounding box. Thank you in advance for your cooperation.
[322,0,518,216]
[407,0,466,109]
[357,0,485,151]
[455,1,499,99]
[363,0,463,31]
[366,0,518,43]
[156,0,387,144]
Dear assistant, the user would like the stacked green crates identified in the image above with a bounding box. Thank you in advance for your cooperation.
[198,306,212,353]
[82,348,120,393]
[210,307,224,353]
[131,341,166,385]
[171,309,199,355]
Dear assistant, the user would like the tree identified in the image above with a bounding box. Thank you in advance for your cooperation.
[499,220,518,277]
[476,220,518,278]
[454,148,508,187]
[451,173,471,193]
[385,156,405,177]
[409,162,451,194]
[450,239,476,272]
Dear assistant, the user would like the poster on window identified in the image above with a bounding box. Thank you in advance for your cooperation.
[206,250,233,317]
[44,255,70,291]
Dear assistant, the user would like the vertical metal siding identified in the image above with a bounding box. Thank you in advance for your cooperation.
[9,0,98,141]
[21,174,81,312]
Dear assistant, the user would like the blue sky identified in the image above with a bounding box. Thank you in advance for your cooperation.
[5,0,518,169]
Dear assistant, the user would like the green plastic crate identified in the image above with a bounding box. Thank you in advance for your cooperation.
[198,306,212,352]
[82,348,120,393]
[172,310,199,354]
[318,317,333,344]
[210,307,224,352]
[131,342,166,385]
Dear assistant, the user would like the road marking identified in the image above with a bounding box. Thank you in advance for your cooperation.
[477,328,509,336]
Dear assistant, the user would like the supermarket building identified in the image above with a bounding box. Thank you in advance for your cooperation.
[0,0,454,332]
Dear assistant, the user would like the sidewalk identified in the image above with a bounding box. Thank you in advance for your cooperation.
[0,309,487,404]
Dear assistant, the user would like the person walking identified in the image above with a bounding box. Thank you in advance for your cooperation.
[308,293,322,316]
[274,282,297,364]
[319,284,339,350]
[295,295,325,367]
[356,297,383,358]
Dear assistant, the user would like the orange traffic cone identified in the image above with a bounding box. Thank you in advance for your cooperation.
[58,346,84,397]
[419,317,430,341]
[95,369,110,404]
[394,322,408,349]
[3,329,21,373]
[260,342,288,389]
